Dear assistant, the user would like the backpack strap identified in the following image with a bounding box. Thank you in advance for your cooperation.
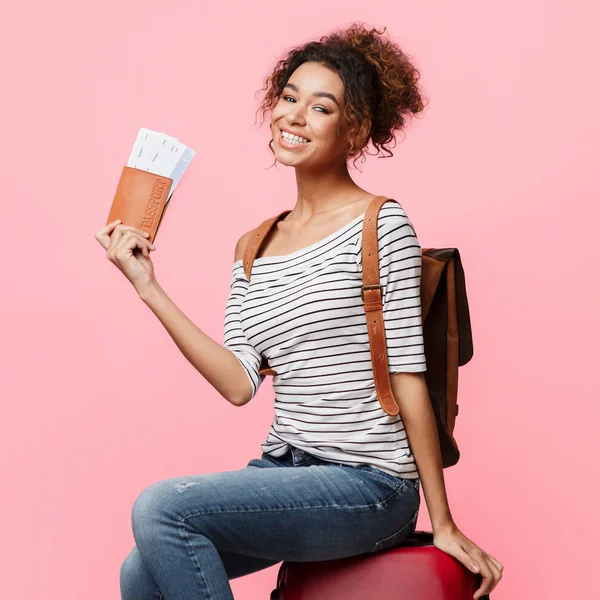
[361,196,402,416]
[242,208,292,281]
[243,208,291,378]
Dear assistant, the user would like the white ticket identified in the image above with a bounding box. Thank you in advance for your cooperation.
[126,127,195,203]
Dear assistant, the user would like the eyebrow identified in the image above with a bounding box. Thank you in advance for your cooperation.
[283,83,340,107]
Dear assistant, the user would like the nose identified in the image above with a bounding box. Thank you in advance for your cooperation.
[285,104,306,126]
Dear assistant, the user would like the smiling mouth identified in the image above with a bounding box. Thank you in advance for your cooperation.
[279,130,311,145]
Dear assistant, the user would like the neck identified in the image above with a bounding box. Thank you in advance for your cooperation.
[290,160,366,220]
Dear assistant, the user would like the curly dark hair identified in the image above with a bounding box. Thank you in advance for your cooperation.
[254,22,429,170]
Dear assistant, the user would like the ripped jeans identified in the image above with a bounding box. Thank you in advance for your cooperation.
[120,445,421,600]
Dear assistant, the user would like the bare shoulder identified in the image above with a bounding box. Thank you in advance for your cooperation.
[234,229,256,263]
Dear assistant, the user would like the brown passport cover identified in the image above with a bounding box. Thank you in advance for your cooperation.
[106,166,174,244]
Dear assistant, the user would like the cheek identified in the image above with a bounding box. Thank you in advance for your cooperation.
[312,121,343,145]
[270,113,286,134]
[271,102,286,122]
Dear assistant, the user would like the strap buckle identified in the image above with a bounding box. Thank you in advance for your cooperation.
[361,284,383,302]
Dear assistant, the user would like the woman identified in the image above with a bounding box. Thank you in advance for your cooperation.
[96,22,503,600]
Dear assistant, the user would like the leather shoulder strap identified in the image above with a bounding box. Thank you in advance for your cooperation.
[361,196,402,416]
[242,209,291,282]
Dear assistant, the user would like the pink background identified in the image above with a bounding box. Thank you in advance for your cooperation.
[2,2,598,599]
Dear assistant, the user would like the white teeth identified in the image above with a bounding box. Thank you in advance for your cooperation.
[281,131,309,144]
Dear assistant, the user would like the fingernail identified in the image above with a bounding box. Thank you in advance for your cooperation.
[143,231,149,237]
[472,564,479,571]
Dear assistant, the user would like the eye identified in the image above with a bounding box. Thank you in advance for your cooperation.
[282,96,330,114]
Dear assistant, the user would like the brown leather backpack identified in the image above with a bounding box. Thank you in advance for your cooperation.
[242,196,474,469]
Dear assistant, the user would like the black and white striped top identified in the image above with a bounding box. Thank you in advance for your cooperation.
[223,201,427,479]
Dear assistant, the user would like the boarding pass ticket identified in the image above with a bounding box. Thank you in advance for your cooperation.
[126,127,195,203]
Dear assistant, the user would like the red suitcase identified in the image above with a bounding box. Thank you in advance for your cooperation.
[270,530,490,600]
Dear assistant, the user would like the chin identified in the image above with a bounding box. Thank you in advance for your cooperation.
[274,153,302,166]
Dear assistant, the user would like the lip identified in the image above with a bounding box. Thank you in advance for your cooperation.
[279,126,310,140]
[278,128,311,150]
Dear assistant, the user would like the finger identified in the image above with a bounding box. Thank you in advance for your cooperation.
[95,220,122,249]
[114,224,150,238]
[125,225,150,238]
[108,224,150,247]
[473,571,493,600]
[481,554,501,588]
[471,552,493,600]
[455,545,480,575]
[115,225,150,239]
[114,230,155,256]
[486,553,503,572]
[140,238,156,256]
[99,220,149,238]
[108,227,143,253]
[96,219,122,237]
[474,572,498,600]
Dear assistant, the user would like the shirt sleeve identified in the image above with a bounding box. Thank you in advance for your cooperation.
[223,262,266,400]
[359,202,427,373]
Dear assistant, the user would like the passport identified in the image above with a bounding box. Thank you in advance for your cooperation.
[106,127,195,243]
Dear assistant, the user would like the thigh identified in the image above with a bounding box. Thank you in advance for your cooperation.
[219,549,281,580]
[131,451,420,563]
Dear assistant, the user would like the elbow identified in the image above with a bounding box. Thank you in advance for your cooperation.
[228,379,254,407]
[227,394,248,408]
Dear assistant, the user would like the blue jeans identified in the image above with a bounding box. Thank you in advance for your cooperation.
[120,445,421,600]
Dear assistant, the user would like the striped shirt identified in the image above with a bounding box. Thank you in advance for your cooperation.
[223,201,427,479]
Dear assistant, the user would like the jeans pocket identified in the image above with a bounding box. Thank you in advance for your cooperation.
[371,509,419,553]
[404,477,420,493]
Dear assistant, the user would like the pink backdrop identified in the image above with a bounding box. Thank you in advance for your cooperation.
[2,2,598,599]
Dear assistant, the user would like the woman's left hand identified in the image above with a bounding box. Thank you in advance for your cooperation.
[433,523,503,600]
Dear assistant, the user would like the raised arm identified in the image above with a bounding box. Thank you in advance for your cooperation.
[134,229,260,406]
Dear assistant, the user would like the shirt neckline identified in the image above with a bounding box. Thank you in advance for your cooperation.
[233,210,367,266]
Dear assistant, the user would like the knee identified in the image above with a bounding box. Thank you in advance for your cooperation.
[119,547,140,597]
[131,479,191,548]
[131,481,167,547]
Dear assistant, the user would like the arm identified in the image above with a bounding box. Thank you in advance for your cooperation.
[390,371,455,533]
[373,203,454,531]
[137,230,260,407]
[376,206,503,600]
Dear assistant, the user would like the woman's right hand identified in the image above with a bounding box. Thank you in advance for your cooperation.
[95,220,157,294]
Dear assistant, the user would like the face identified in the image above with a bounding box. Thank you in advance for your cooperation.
[270,61,349,169]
